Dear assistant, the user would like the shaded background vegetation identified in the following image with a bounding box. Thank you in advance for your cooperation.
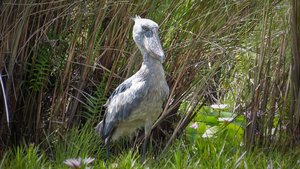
[0,0,299,162]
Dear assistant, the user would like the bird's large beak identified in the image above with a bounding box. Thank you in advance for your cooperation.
[145,28,165,63]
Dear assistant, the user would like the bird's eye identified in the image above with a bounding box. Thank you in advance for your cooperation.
[142,26,149,31]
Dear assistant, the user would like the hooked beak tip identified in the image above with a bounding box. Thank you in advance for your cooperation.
[160,54,165,63]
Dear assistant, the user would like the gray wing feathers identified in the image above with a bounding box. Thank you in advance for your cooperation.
[102,79,148,139]
[104,80,132,107]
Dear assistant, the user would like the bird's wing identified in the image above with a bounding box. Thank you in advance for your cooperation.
[101,78,148,139]
[104,79,132,107]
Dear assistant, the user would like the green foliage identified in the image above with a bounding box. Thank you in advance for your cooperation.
[27,44,52,92]
[186,122,207,143]
[49,122,105,162]
[1,122,299,168]
[185,104,244,146]
[27,37,67,92]
[81,77,107,119]
[0,0,298,168]
[0,146,48,169]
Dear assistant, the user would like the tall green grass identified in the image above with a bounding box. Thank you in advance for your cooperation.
[0,0,299,167]
[1,122,299,169]
[0,0,273,144]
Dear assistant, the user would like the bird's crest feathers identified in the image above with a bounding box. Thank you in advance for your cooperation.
[131,15,142,22]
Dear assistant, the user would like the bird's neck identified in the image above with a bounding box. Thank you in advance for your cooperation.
[139,53,165,76]
[142,53,162,67]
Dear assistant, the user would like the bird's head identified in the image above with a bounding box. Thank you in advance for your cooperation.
[132,16,165,63]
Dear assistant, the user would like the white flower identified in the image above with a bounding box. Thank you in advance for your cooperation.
[211,104,229,109]
[190,122,198,129]
[218,117,233,122]
[202,126,219,138]
[64,158,81,168]
[64,157,95,168]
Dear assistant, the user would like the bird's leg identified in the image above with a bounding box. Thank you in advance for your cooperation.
[141,125,151,163]
[105,137,110,160]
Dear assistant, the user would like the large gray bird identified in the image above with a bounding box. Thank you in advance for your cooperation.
[95,16,169,162]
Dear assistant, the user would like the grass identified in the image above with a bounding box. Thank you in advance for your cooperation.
[0,0,299,168]
[1,122,299,169]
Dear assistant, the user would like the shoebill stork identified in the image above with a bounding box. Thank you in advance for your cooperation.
[95,16,169,162]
